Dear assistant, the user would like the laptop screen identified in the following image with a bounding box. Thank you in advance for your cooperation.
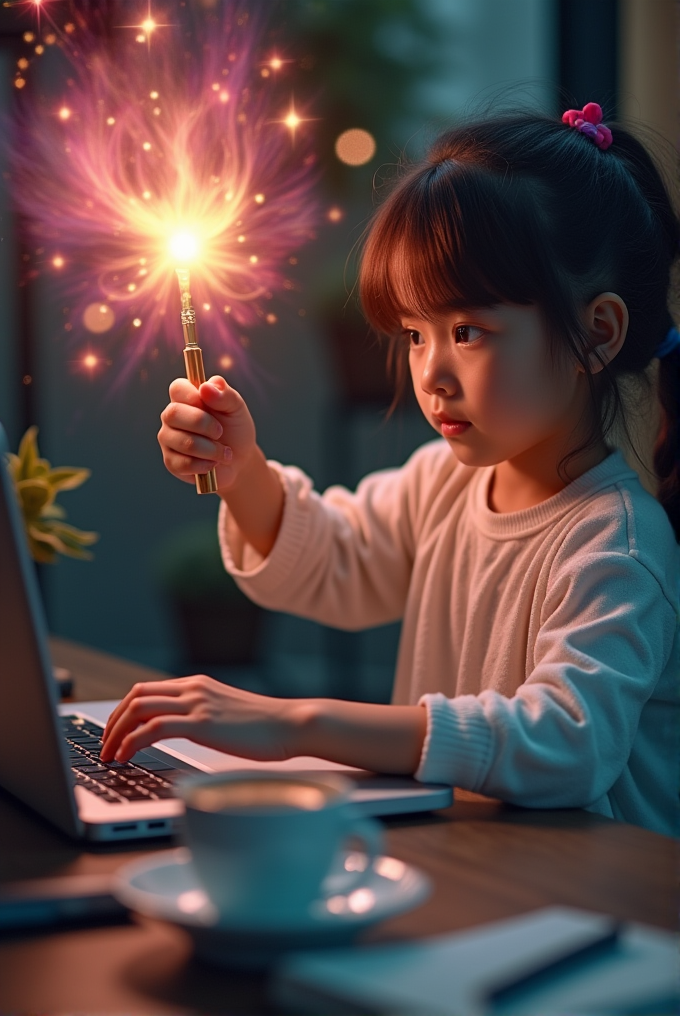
[0,423,81,836]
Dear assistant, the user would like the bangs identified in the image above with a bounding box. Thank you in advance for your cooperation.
[359,159,549,335]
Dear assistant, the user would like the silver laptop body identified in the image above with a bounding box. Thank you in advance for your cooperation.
[0,423,451,842]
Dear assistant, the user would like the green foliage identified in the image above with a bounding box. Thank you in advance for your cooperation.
[6,426,99,564]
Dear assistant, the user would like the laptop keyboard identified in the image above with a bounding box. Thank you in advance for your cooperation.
[61,714,180,804]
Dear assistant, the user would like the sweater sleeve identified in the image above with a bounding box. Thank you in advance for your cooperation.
[218,446,443,630]
[415,547,678,810]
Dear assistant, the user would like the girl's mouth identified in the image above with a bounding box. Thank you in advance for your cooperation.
[434,413,471,438]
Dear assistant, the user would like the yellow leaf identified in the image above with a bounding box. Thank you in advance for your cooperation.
[17,426,41,481]
[46,467,91,492]
[17,478,54,520]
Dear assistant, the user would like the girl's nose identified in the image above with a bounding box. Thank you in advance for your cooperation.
[420,344,458,396]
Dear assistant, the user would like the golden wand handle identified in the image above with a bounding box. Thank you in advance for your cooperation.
[176,269,218,495]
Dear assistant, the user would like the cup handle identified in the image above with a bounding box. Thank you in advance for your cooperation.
[330,815,384,895]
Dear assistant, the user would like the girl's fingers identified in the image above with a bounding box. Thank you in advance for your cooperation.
[103,680,187,741]
[160,402,223,441]
[100,693,193,760]
[115,715,198,761]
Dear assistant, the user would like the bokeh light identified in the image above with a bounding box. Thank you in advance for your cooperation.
[334,128,376,166]
[83,303,115,333]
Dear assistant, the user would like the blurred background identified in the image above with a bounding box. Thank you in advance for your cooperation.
[0,0,676,702]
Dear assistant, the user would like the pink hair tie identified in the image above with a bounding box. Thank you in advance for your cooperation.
[562,102,613,150]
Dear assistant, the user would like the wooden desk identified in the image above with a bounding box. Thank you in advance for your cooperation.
[0,639,676,1014]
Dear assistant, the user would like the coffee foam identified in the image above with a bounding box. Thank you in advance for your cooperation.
[186,779,339,814]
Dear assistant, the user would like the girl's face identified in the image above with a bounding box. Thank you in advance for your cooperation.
[404,303,593,478]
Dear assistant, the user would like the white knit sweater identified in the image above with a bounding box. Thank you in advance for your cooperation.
[218,442,680,836]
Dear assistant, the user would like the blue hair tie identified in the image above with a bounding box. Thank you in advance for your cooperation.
[655,326,680,359]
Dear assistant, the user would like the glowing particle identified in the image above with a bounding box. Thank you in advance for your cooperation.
[132,318,142,327]
[142,190,151,200]
[219,354,234,370]
[153,107,161,116]
[224,306,231,313]
[284,111,300,130]
[139,258,147,265]
[106,116,115,125]
[202,303,211,311]
[136,34,146,43]
[249,255,258,263]
[83,302,115,333]
[83,354,98,369]
[64,323,72,331]
[289,257,298,265]
[219,91,229,103]
[169,232,199,262]
[142,141,151,150]
[22,32,34,43]
[261,68,270,78]
[211,83,220,91]
[64,23,75,34]
[270,57,283,70]
[224,191,233,202]
[254,193,265,204]
[141,18,156,33]
[45,34,56,45]
[138,268,148,276]
[17,58,28,70]
[58,107,71,121]
[15,78,26,89]
[52,255,64,268]
[150,90,159,99]
[35,45,44,55]
[127,283,136,292]
[23,375,32,386]
[327,206,344,222]
[266,313,277,324]
[335,128,376,166]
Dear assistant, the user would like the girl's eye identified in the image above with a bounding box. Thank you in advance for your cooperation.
[454,325,485,345]
[405,329,423,347]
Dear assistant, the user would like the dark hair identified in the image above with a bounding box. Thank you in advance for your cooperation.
[359,112,680,538]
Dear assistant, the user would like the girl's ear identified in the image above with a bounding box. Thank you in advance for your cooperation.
[580,292,629,373]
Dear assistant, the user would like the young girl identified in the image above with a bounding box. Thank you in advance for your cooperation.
[101,105,680,837]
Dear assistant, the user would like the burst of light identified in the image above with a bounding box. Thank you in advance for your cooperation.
[219,91,229,103]
[15,78,26,90]
[141,18,156,33]
[266,313,277,324]
[136,34,146,44]
[58,107,71,121]
[133,318,142,327]
[202,303,211,310]
[270,57,283,70]
[17,58,29,70]
[23,32,35,43]
[285,110,301,131]
[327,206,344,222]
[219,354,234,370]
[335,128,376,166]
[83,353,98,369]
[142,141,152,150]
[11,7,319,382]
[150,90,159,99]
[169,232,200,263]
[254,193,265,204]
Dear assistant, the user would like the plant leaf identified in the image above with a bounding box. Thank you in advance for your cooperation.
[16,478,54,519]
[28,521,97,560]
[46,467,91,491]
[41,503,67,519]
[17,426,41,481]
[27,532,57,564]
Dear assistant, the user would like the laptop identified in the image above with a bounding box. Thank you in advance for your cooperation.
[0,422,452,841]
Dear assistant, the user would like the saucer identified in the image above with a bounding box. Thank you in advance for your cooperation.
[113,848,430,968]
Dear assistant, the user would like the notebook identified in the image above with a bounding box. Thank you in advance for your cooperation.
[273,907,680,1015]
[0,421,452,841]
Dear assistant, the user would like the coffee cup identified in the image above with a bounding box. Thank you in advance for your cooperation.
[176,770,383,926]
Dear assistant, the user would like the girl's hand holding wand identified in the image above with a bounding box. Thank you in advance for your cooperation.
[157,374,284,558]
